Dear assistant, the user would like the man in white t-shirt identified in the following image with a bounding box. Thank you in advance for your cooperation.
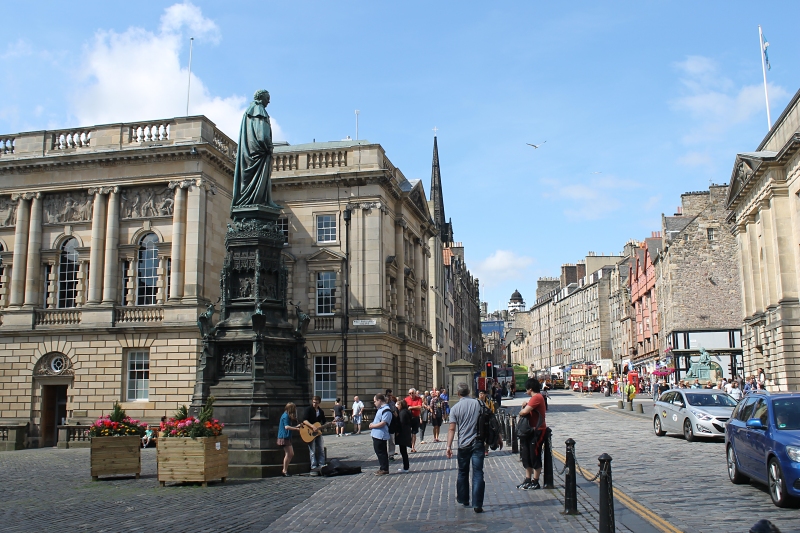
[351,396,364,435]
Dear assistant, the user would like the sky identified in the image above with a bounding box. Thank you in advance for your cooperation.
[2,1,799,311]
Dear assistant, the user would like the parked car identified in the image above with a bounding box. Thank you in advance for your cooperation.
[653,389,737,441]
[725,391,800,507]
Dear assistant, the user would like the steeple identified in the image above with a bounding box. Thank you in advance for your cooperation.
[430,136,453,243]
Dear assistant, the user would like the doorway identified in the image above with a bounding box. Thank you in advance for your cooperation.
[41,385,68,447]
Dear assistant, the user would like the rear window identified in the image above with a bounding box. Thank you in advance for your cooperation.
[686,393,737,407]
[772,398,800,430]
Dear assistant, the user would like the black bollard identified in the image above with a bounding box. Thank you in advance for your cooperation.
[543,427,554,489]
[511,417,518,454]
[563,438,579,515]
[598,453,615,533]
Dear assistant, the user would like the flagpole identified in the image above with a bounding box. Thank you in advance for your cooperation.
[186,37,194,117]
[758,25,772,130]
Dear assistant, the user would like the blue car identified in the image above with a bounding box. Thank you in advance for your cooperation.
[725,391,800,507]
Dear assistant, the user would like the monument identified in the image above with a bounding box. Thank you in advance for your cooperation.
[191,90,311,477]
[685,348,712,382]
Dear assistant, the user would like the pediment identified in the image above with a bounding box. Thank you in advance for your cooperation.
[307,248,346,262]
[280,249,297,263]
[727,152,771,208]
[405,266,417,284]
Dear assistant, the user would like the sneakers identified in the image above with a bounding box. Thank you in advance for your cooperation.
[517,479,532,490]
[473,507,483,513]
[420,440,426,444]
[374,470,389,476]
[530,479,541,490]
[397,468,408,473]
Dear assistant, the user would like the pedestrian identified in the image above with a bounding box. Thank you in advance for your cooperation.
[692,379,701,389]
[333,398,346,437]
[757,368,766,388]
[277,402,301,476]
[302,396,326,472]
[405,388,423,452]
[729,381,743,401]
[440,388,450,421]
[351,395,364,435]
[517,378,547,490]
[477,389,494,457]
[385,389,398,459]
[510,381,517,397]
[624,380,636,407]
[430,390,444,442]
[419,390,430,444]
[446,383,486,513]
[493,383,503,408]
[369,394,392,475]
[395,399,413,473]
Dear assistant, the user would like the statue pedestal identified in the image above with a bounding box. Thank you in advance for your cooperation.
[192,212,311,478]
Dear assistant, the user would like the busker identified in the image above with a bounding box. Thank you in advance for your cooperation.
[277,402,301,476]
[446,383,486,513]
[369,394,393,475]
[395,399,413,472]
[517,378,547,490]
[302,396,326,472]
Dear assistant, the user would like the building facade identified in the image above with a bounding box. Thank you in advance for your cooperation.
[630,236,661,369]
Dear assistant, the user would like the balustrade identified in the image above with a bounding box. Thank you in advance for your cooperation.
[213,129,235,160]
[129,122,171,143]
[273,153,299,171]
[306,150,347,169]
[115,306,164,323]
[0,427,7,441]
[51,130,91,150]
[57,425,90,447]
[313,316,335,331]
[35,308,82,326]
[0,137,14,155]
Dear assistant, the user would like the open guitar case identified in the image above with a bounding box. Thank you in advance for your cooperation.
[319,458,362,477]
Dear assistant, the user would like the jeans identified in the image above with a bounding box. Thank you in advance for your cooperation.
[420,421,427,441]
[457,441,485,508]
[308,436,325,469]
[373,437,389,472]
[388,434,396,455]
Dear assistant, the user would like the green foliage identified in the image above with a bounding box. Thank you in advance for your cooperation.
[109,401,126,423]
[173,404,189,421]
[198,397,216,423]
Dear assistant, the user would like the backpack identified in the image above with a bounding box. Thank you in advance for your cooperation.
[385,406,400,434]
[516,406,542,440]
[477,401,502,450]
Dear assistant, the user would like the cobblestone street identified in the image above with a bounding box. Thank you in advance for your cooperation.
[1,391,798,533]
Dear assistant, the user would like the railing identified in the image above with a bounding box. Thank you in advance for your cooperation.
[313,316,335,331]
[51,130,91,150]
[129,122,171,143]
[0,137,14,155]
[57,425,91,448]
[0,427,7,441]
[213,129,235,160]
[273,153,299,171]
[306,150,347,169]
[35,308,82,326]
[115,306,164,323]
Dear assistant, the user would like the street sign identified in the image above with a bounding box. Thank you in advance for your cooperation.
[352,319,377,326]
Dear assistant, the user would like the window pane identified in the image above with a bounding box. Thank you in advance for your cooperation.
[58,238,79,308]
[316,271,336,314]
[316,215,336,242]
[314,356,336,401]
[127,350,150,401]
[137,233,160,306]
[278,217,289,245]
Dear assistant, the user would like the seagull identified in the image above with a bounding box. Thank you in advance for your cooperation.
[526,141,546,149]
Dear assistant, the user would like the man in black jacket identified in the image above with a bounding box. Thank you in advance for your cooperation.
[303,396,326,472]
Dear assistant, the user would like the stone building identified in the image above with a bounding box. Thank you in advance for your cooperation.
[655,186,743,382]
[508,289,525,314]
[442,243,482,368]
[630,236,662,369]
[608,243,636,373]
[0,117,235,446]
[727,88,800,390]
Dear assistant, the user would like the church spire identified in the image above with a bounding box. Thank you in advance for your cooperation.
[430,135,452,242]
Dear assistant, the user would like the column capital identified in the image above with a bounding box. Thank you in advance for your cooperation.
[395,218,407,228]
[11,192,39,201]
[169,179,194,190]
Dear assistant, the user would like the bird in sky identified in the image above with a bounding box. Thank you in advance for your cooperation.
[526,141,546,149]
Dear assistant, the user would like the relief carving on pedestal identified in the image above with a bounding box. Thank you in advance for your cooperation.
[221,348,252,375]
[43,192,93,224]
[121,186,174,219]
[264,346,291,375]
[0,197,16,226]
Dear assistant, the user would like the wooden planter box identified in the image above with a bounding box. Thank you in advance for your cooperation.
[90,436,142,480]
[157,435,228,487]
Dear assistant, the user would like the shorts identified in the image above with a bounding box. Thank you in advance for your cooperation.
[276,438,292,447]
[520,434,543,470]
[431,417,443,427]
[353,415,362,425]
[334,417,345,429]
[411,417,420,434]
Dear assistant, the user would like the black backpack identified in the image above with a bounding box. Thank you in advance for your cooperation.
[477,401,502,450]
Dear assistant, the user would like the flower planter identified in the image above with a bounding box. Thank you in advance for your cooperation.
[157,435,228,487]
[90,436,142,480]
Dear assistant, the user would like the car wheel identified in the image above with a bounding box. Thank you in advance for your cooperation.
[654,416,666,437]
[683,418,695,442]
[768,458,793,507]
[726,445,747,484]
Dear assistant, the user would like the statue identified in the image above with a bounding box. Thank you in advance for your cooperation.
[290,301,311,338]
[231,89,280,213]
[685,347,712,381]
[197,300,217,338]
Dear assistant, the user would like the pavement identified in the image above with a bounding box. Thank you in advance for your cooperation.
[1,391,797,533]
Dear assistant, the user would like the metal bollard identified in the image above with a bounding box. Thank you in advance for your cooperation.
[598,453,615,533]
[562,438,579,515]
[511,417,518,454]
[543,427,554,489]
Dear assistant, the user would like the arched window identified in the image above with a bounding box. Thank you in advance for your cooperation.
[58,238,79,308]
[136,233,159,306]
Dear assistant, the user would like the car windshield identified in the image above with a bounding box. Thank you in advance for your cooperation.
[685,393,737,407]
[772,398,800,430]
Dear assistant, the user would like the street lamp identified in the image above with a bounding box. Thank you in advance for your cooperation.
[342,207,351,402]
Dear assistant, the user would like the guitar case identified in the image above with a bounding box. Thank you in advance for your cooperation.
[319,458,362,477]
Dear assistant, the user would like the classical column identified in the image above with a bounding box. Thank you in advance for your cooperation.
[23,193,43,308]
[169,181,188,301]
[102,187,120,305]
[86,189,108,305]
[394,218,406,320]
[182,179,208,303]
[9,195,31,307]
[415,237,424,327]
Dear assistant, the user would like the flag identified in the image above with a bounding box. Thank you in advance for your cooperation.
[763,34,771,70]
[468,340,474,353]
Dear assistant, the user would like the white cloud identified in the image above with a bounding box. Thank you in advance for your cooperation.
[672,55,789,145]
[676,151,714,168]
[540,175,641,220]
[1,39,33,59]
[71,2,284,141]
[474,250,535,288]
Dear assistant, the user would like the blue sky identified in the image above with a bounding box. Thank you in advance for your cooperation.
[2,1,799,311]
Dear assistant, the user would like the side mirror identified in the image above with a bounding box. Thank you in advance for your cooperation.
[746,418,764,430]
[675,402,685,409]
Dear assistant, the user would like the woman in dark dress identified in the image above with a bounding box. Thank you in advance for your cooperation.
[395,399,413,473]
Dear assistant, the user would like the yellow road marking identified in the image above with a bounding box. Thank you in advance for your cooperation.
[552,450,683,533]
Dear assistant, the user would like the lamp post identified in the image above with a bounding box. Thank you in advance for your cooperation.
[342,207,351,402]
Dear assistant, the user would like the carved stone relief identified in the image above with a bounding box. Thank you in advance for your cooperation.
[0,197,16,226]
[121,186,174,219]
[265,346,291,375]
[43,192,93,224]
[221,347,252,375]
[33,352,74,377]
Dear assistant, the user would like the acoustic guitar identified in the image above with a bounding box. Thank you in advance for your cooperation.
[298,421,335,444]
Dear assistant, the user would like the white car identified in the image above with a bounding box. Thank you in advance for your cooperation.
[653,389,737,441]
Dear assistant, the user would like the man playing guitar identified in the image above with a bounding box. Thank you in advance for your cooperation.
[303,396,327,472]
